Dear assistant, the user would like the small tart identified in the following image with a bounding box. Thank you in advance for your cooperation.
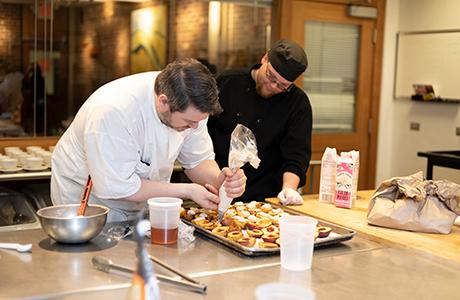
[269,208,283,216]
[261,203,272,213]
[236,205,247,211]
[261,232,280,243]
[259,241,279,249]
[237,210,251,218]
[232,216,247,229]
[185,210,196,221]
[237,237,256,247]
[225,209,237,217]
[255,218,272,228]
[221,216,234,226]
[247,201,258,209]
[227,231,243,241]
[246,228,264,238]
[202,221,216,230]
[256,212,272,219]
[248,208,261,215]
[317,226,332,238]
[246,221,259,230]
[192,217,206,225]
[247,215,259,223]
[212,226,229,237]
[261,225,279,235]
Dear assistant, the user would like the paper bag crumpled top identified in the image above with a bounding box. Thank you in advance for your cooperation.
[367,171,459,234]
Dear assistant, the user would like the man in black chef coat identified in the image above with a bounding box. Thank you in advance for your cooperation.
[208,39,311,205]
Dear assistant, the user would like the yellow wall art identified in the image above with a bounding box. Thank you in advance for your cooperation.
[131,5,167,73]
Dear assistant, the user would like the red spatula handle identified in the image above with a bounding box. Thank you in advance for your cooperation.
[77,175,93,216]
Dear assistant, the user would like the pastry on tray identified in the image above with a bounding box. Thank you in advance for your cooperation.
[183,201,334,249]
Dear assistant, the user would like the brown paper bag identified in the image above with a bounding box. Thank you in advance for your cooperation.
[367,172,458,234]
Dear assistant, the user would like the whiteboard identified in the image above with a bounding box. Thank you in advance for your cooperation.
[394,30,460,99]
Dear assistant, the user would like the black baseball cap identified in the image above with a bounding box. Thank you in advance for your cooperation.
[268,39,308,82]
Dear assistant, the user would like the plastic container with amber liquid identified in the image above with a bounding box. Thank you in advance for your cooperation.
[147,197,183,244]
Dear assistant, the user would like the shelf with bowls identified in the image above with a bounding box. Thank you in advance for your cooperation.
[0,169,51,181]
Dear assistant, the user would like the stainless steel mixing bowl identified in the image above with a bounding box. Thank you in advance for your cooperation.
[36,204,109,244]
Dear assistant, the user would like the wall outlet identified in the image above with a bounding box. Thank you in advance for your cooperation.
[410,122,420,131]
[456,127,460,136]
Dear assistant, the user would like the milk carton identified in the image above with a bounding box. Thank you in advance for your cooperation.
[342,150,359,202]
[334,157,354,208]
[334,151,359,209]
[319,147,337,203]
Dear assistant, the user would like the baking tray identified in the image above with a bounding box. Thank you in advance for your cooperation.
[182,209,356,257]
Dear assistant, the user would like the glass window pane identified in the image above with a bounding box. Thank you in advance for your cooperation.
[303,21,360,133]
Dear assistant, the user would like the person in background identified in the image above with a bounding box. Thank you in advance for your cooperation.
[0,70,24,125]
[22,64,45,135]
[51,58,246,222]
[208,39,311,205]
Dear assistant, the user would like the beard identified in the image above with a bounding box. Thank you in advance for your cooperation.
[158,110,188,132]
[255,82,278,99]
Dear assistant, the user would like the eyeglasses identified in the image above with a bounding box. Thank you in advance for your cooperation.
[265,63,293,92]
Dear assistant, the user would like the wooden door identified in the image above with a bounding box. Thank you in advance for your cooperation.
[277,0,383,192]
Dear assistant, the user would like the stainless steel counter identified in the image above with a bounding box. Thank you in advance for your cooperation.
[0,226,459,299]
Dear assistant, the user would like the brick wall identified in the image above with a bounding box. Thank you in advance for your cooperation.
[219,5,271,70]
[6,1,270,117]
[74,3,136,109]
[173,0,209,60]
[0,4,22,75]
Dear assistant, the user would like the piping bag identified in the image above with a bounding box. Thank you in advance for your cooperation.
[218,124,260,223]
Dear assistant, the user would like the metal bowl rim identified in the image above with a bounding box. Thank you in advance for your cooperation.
[37,204,110,220]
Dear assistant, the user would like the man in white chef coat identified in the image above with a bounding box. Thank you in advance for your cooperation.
[51,58,246,222]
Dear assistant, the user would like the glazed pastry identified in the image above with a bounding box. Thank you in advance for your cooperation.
[261,232,280,243]
[227,231,243,241]
[259,241,279,249]
[212,226,229,237]
[237,237,256,247]
[185,209,196,221]
[246,229,264,238]
[317,226,332,238]
[255,218,272,228]
[261,225,279,235]
[237,210,251,218]
[261,203,272,213]
[202,221,216,230]
[232,216,247,229]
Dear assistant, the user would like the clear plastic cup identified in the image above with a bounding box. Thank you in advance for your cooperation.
[147,197,183,245]
[255,282,315,300]
[279,215,318,271]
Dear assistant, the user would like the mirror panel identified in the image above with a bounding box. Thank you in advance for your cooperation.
[0,0,271,138]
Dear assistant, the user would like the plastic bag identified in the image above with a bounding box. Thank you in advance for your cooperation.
[367,172,458,234]
[227,124,261,171]
[218,124,260,218]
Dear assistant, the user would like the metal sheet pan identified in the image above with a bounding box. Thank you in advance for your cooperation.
[182,209,356,257]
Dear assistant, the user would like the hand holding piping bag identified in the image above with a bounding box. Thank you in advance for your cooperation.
[218,124,260,222]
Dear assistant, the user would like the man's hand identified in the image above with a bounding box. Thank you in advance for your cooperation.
[187,183,220,210]
[218,167,246,199]
[277,188,304,205]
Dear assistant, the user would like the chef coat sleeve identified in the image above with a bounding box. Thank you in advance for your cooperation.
[177,118,215,170]
[83,104,142,199]
[279,94,312,187]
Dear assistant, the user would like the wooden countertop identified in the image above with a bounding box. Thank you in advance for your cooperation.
[267,190,460,264]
